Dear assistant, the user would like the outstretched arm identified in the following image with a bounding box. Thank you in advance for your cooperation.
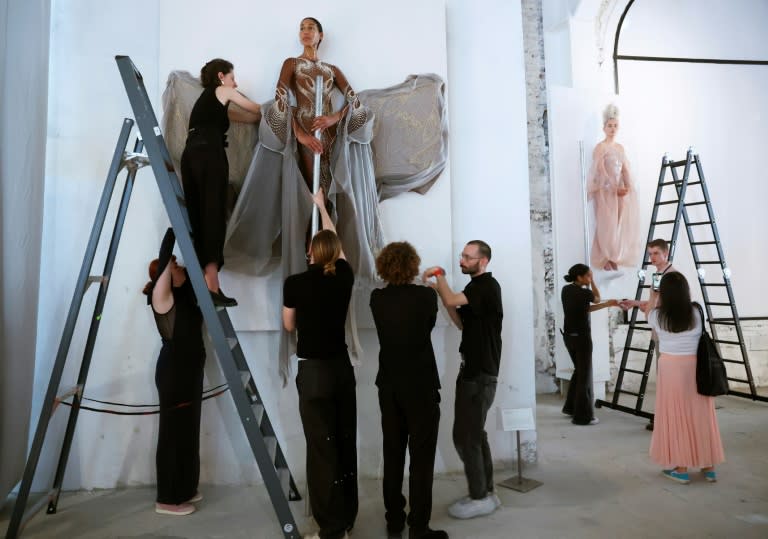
[151,228,176,314]
[312,189,346,260]
[422,266,466,329]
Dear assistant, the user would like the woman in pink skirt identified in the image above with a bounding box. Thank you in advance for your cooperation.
[646,272,725,483]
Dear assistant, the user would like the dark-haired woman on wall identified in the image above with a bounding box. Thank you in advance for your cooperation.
[282,189,357,539]
[143,229,205,516]
[561,264,618,425]
[647,272,724,484]
[370,242,447,539]
[181,58,261,307]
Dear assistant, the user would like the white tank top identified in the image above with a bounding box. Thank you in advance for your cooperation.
[648,307,702,355]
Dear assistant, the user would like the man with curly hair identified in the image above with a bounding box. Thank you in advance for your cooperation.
[370,242,447,539]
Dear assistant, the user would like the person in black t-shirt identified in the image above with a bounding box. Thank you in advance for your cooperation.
[370,242,447,539]
[283,190,356,539]
[423,240,502,520]
[560,264,618,426]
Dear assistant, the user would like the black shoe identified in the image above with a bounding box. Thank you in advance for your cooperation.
[210,289,238,307]
[409,528,448,539]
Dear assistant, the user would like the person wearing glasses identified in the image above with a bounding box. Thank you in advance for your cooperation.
[423,240,502,520]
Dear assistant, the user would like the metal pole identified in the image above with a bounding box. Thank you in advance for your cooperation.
[311,74,323,236]
[579,140,590,263]
[516,431,523,484]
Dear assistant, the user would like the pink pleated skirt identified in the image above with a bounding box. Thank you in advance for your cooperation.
[650,353,725,468]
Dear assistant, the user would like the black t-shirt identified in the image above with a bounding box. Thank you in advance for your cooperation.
[458,272,503,378]
[561,284,595,335]
[370,284,440,391]
[283,259,354,360]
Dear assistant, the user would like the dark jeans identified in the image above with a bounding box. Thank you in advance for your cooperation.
[378,384,440,533]
[296,359,358,539]
[562,333,594,424]
[453,371,497,500]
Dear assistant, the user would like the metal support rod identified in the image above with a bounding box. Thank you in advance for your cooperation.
[579,140,589,263]
[516,431,523,483]
[310,74,323,236]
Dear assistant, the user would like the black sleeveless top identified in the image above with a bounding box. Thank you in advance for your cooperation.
[187,87,230,147]
[151,277,205,358]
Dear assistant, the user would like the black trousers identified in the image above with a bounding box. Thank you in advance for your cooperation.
[378,384,440,533]
[562,333,594,424]
[180,136,228,269]
[296,359,358,539]
[453,371,497,500]
[155,342,204,504]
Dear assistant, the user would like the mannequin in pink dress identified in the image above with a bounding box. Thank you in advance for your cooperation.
[587,104,641,271]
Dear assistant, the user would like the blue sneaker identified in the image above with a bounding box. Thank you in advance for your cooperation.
[662,469,690,484]
[702,470,717,482]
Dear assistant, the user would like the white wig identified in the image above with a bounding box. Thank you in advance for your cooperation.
[603,103,619,125]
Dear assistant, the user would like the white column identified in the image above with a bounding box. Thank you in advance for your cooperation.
[446,0,537,459]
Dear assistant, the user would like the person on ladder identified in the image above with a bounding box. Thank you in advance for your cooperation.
[143,228,205,516]
[587,104,641,273]
[181,58,261,307]
[620,239,679,431]
[283,189,358,539]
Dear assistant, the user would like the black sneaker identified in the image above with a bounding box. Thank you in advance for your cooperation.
[409,528,448,539]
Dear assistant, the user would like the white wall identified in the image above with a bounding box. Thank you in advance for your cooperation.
[32,0,537,490]
[544,0,768,389]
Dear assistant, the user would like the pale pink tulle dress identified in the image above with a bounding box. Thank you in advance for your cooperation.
[648,309,725,468]
[588,143,641,268]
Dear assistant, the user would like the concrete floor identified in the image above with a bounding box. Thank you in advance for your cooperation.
[3,392,767,539]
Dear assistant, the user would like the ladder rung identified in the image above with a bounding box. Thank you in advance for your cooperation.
[623,368,646,375]
[722,358,744,364]
[652,219,676,225]
[655,199,678,206]
[691,241,717,245]
[252,402,265,424]
[265,436,278,462]
[618,389,641,397]
[701,283,727,287]
[684,201,707,207]
[687,180,702,186]
[628,347,651,353]
[639,284,650,289]
[666,159,688,168]
[240,370,252,389]
[277,467,291,497]
[727,377,750,384]
[696,261,722,265]
[713,339,741,345]
[55,384,83,404]
[705,302,731,306]
[660,180,680,186]
[710,320,737,326]
[632,326,652,331]
[687,221,711,226]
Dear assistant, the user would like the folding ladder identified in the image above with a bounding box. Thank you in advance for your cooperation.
[595,149,766,421]
[5,55,301,539]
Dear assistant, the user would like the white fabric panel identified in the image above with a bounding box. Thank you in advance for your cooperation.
[0,0,50,503]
